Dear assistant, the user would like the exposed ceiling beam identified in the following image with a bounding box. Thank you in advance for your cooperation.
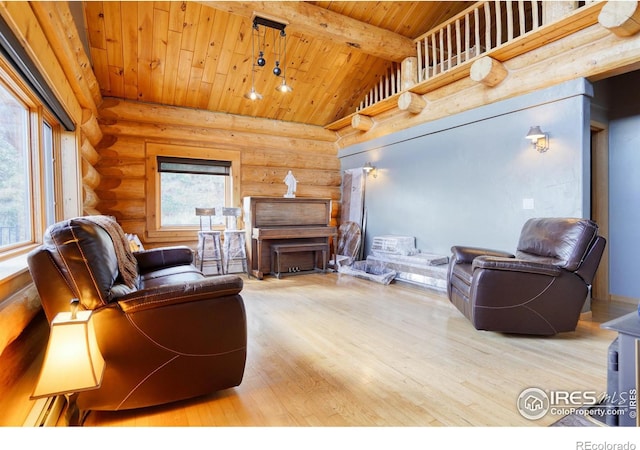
[199,1,417,62]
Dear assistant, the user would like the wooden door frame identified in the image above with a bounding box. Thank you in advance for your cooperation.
[590,121,610,302]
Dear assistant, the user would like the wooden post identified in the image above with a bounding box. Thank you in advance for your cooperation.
[397,92,426,114]
[543,1,579,24]
[599,0,640,37]
[351,114,374,131]
[470,56,508,87]
[401,56,418,90]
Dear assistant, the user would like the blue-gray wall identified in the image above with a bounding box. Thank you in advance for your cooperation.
[339,78,593,260]
[599,71,640,300]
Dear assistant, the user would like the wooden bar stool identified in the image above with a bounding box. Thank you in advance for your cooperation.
[195,207,224,275]
[222,207,248,277]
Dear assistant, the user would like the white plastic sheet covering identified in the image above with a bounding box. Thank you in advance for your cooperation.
[338,260,396,285]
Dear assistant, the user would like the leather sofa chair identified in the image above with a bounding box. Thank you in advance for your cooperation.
[27,216,247,412]
[447,217,606,335]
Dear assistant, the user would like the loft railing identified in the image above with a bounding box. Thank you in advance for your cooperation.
[355,0,573,115]
[417,0,544,82]
[357,62,402,111]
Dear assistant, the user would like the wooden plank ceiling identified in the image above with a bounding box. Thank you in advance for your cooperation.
[83,1,474,127]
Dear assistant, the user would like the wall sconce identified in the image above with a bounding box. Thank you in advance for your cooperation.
[525,126,549,153]
[363,162,377,178]
[31,299,105,426]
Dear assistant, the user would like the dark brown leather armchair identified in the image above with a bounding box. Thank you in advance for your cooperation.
[27,216,247,411]
[447,217,606,335]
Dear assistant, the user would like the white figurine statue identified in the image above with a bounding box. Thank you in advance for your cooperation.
[283,170,297,198]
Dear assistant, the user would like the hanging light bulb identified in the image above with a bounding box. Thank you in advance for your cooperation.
[273,61,281,76]
[276,79,293,93]
[245,20,262,101]
[275,30,292,93]
[244,87,263,101]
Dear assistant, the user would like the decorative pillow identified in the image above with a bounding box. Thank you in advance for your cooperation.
[125,233,144,253]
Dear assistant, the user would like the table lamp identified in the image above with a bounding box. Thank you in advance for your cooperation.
[31,299,105,425]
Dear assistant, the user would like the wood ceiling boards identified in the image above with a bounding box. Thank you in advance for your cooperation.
[83,1,474,127]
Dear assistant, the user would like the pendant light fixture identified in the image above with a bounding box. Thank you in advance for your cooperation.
[244,20,263,100]
[245,14,292,101]
[274,28,293,93]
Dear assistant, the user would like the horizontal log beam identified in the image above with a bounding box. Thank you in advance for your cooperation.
[470,57,508,87]
[30,2,102,114]
[241,182,341,201]
[99,98,337,142]
[351,114,374,131]
[0,1,82,124]
[200,1,416,62]
[336,20,640,149]
[598,0,640,37]
[83,185,99,209]
[81,136,100,165]
[397,92,426,114]
[99,120,337,156]
[81,109,103,147]
[241,166,342,186]
[96,199,146,220]
[81,158,101,189]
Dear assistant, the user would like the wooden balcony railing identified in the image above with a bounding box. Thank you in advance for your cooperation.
[357,62,402,112]
[352,1,588,118]
[416,0,543,83]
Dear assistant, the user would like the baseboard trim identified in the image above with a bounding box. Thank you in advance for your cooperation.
[610,294,639,306]
[23,395,65,427]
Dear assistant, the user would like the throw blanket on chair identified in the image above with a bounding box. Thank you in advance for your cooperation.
[85,215,138,289]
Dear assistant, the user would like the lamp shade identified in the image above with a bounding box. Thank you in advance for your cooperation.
[276,80,293,93]
[31,310,105,399]
[526,126,546,140]
[243,88,263,100]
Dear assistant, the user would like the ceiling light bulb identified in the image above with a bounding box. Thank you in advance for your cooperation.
[244,88,263,100]
[276,81,293,93]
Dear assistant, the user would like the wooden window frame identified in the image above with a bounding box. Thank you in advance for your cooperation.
[145,142,241,243]
[0,57,62,262]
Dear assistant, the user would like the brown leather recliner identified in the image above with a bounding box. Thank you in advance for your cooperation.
[447,217,606,335]
[27,216,247,411]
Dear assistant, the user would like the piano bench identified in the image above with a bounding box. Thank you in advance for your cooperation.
[270,243,330,279]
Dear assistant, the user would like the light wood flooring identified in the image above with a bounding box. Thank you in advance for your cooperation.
[83,272,634,427]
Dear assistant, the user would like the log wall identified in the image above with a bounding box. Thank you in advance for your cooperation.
[95,99,341,246]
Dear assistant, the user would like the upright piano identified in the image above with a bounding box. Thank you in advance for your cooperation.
[243,197,337,279]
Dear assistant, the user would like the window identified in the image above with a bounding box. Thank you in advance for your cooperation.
[42,121,57,228]
[0,80,30,251]
[0,61,62,261]
[157,157,231,227]
[145,143,241,241]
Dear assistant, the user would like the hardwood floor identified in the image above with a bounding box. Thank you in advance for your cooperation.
[83,272,634,427]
